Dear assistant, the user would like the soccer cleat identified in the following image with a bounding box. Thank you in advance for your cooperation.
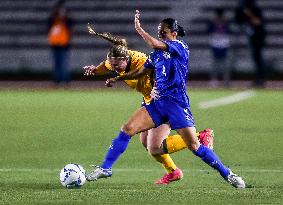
[226,169,245,188]
[86,165,112,181]
[155,167,183,185]
[199,128,214,150]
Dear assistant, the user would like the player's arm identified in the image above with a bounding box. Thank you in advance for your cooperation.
[83,61,111,76]
[119,66,151,80]
[105,66,151,87]
[134,10,167,50]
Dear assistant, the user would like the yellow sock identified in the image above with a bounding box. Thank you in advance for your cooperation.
[163,133,200,154]
[152,154,177,173]
[164,135,187,154]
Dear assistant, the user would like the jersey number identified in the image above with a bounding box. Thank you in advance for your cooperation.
[162,66,166,76]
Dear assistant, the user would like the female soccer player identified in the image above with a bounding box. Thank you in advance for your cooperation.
[84,25,215,185]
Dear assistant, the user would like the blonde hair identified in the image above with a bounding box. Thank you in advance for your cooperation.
[88,26,129,59]
[97,32,128,47]
[107,45,129,59]
[99,32,129,59]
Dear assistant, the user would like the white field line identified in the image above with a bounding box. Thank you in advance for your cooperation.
[198,90,256,109]
[0,168,282,173]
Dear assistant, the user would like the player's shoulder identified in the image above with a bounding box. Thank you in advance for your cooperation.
[129,50,148,68]
[129,50,148,59]
[169,39,189,49]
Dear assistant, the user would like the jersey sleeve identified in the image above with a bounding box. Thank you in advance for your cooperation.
[143,52,155,69]
[94,60,112,75]
[129,50,148,71]
[164,40,188,57]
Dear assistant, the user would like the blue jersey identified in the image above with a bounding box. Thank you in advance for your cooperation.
[144,40,190,104]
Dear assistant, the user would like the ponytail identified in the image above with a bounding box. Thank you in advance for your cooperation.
[87,23,128,46]
[97,32,128,47]
[87,23,129,59]
[177,25,185,37]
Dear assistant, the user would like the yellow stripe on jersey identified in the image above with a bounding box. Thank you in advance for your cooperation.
[105,50,153,103]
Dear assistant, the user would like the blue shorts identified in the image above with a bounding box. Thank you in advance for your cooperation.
[144,97,195,130]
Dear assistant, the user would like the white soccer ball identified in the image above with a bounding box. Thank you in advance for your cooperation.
[59,164,86,188]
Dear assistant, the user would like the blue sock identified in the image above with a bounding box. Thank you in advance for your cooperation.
[101,131,131,169]
[193,145,230,178]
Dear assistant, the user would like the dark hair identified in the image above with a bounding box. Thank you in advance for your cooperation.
[53,0,65,9]
[161,18,185,37]
[241,0,256,8]
[215,8,224,17]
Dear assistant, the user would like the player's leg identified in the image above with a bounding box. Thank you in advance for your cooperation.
[145,124,183,185]
[86,106,155,181]
[139,130,148,149]
[140,129,182,185]
[162,128,214,154]
[139,127,178,175]
[176,127,245,188]
[163,98,245,188]
[146,124,170,155]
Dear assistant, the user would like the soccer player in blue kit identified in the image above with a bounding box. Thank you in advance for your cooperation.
[86,10,245,188]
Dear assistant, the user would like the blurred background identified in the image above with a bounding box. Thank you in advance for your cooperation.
[0,0,283,88]
[1,2,283,203]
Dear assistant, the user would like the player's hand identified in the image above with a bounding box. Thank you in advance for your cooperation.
[105,77,117,87]
[134,10,141,31]
[83,65,97,76]
[150,86,159,100]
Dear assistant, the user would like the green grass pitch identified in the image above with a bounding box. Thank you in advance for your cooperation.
[0,88,283,204]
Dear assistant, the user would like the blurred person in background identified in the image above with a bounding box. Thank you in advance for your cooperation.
[235,0,266,87]
[207,8,231,87]
[47,0,73,85]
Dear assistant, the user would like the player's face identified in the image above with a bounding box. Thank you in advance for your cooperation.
[109,58,128,72]
[158,23,176,40]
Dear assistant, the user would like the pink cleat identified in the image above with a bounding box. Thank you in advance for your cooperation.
[199,128,214,150]
[154,168,183,185]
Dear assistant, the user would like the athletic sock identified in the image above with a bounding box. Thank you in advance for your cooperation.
[101,131,131,169]
[152,154,177,173]
[196,131,200,138]
[193,145,230,178]
[162,133,200,154]
[163,135,187,154]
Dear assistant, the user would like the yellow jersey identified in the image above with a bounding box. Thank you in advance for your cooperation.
[96,50,153,103]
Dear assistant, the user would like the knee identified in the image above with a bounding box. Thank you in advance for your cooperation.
[121,122,137,136]
[147,144,161,155]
